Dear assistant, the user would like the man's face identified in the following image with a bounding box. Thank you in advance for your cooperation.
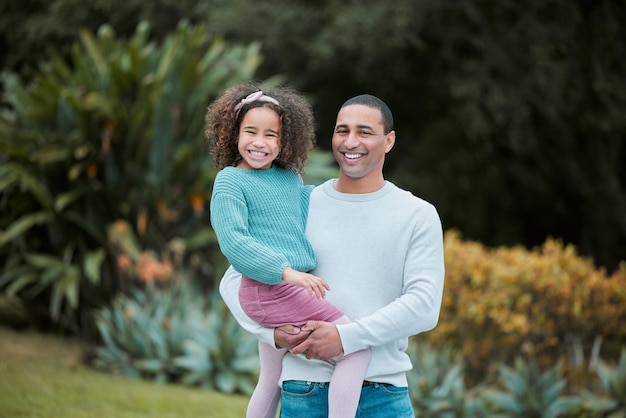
[331,104,395,189]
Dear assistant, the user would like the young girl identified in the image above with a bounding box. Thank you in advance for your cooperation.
[207,82,370,418]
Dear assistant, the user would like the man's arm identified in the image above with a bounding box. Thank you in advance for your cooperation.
[219,266,312,348]
[218,266,275,346]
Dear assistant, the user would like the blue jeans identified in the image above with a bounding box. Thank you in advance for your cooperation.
[279,380,414,418]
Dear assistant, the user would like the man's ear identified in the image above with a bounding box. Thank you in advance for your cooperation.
[385,130,396,153]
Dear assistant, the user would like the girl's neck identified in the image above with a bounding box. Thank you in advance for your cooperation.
[235,162,274,171]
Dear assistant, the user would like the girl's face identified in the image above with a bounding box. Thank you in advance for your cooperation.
[236,106,282,170]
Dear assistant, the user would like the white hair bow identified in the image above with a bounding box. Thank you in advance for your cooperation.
[234,91,280,114]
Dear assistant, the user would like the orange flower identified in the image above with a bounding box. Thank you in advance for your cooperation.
[137,209,148,239]
[116,254,133,271]
[191,193,204,217]
[87,162,98,178]
[136,252,174,283]
[158,200,179,221]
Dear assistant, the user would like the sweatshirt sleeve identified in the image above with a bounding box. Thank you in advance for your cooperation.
[210,175,290,285]
[219,266,276,346]
[337,204,445,355]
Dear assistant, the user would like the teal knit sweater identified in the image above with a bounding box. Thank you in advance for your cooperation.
[210,166,316,285]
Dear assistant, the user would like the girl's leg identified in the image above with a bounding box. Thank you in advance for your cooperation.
[328,316,371,418]
[247,341,286,418]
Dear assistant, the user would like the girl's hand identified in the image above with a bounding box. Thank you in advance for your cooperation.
[281,267,330,298]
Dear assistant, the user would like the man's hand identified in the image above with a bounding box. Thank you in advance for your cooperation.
[291,321,343,360]
[274,325,311,349]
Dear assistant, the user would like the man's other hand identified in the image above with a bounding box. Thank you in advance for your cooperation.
[291,321,343,360]
[274,325,311,349]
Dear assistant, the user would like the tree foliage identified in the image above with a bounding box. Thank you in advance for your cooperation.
[203,0,626,270]
[0,21,264,333]
[426,0,626,271]
[1,0,625,270]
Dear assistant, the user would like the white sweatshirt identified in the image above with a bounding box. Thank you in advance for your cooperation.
[219,179,445,387]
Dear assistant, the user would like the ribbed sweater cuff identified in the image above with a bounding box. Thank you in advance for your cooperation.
[336,322,364,355]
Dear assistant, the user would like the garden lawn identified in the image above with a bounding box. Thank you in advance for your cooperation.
[0,326,249,418]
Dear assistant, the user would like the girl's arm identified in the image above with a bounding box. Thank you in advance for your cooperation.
[211,190,289,285]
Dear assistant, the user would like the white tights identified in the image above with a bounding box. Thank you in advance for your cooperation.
[246,316,370,418]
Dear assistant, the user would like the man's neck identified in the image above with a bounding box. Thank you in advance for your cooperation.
[333,175,385,194]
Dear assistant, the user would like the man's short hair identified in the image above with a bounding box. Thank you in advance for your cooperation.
[341,94,394,134]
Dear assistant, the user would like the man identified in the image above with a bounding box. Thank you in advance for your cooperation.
[219,94,445,417]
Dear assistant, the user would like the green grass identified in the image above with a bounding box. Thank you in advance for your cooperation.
[0,326,249,418]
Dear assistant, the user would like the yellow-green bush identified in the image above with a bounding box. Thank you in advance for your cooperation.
[426,230,626,381]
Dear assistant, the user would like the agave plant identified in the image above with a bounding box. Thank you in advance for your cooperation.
[94,284,194,381]
[582,348,626,418]
[94,284,258,393]
[174,296,259,394]
[408,343,487,417]
[482,357,581,418]
[0,20,265,331]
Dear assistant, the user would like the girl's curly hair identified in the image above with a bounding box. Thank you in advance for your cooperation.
[205,81,316,175]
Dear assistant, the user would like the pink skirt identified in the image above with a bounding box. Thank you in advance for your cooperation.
[239,276,344,327]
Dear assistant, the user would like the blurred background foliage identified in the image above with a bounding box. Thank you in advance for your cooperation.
[0,8,339,336]
[2,0,624,272]
[1,0,626,414]
[0,20,270,335]
[436,231,626,385]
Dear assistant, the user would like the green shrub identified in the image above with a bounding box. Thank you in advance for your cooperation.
[94,283,258,394]
[0,21,266,333]
[408,344,487,417]
[482,358,581,418]
[581,348,626,417]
